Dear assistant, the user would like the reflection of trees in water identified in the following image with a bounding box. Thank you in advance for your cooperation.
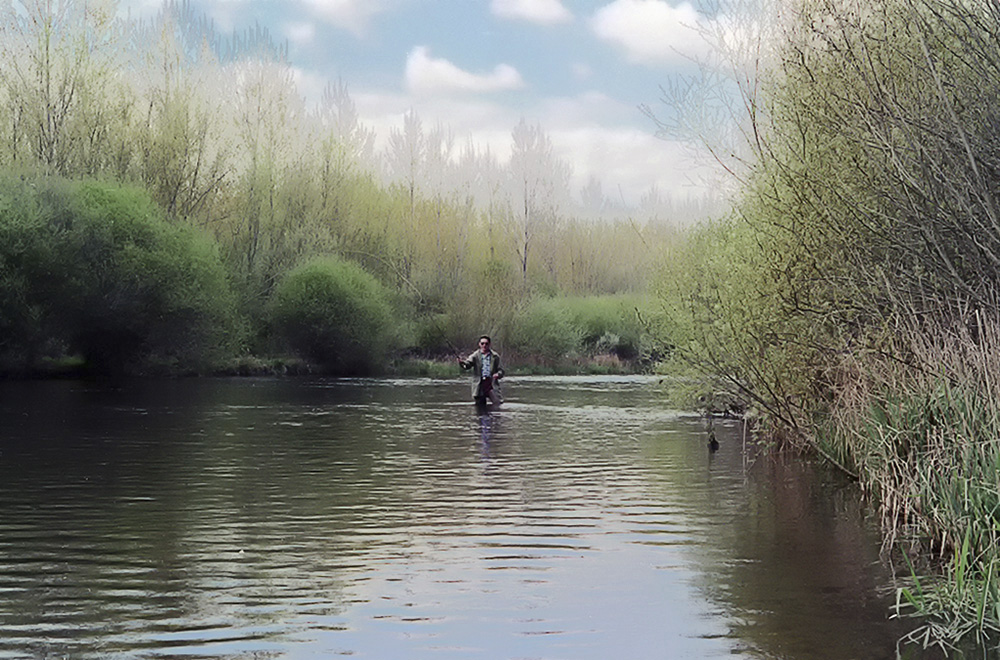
[0,378,929,659]
[696,432,930,659]
[629,418,927,659]
[0,379,366,655]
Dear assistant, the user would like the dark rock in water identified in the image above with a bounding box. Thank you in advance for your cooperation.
[708,431,719,452]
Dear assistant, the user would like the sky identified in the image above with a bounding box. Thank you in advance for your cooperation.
[120,0,727,207]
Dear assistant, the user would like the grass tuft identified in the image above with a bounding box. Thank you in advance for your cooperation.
[827,309,1000,649]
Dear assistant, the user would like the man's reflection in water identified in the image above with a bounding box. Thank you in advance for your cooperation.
[478,410,499,461]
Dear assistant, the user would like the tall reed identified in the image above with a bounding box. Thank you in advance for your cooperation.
[824,308,1000,647]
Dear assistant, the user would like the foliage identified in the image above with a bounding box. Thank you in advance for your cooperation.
[507,297,582,363]
[896,530,1000,654]
[650,0,1000,644]
[269,256,393,374]
[655,0,1000,427]
[825,311,1000,650]
[0,0,680,353]
[0,175,237,374]
[504,293,661,368]
[66,181,238,372]
[0,0,682,379]
[0,175,64,369]
[543,294,649,359]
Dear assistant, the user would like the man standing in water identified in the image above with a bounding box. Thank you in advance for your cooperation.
[458,335,504,406]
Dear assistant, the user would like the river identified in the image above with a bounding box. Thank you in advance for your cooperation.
[0,375,935,659]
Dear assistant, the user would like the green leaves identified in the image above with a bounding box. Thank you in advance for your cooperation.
[269,256,393,375]
[0,175,236,374]
[653,1,1000,643]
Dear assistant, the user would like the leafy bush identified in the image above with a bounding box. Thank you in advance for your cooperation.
[270,256,393,374]
[64,181,238,372]
[413,313,453,355]
[551,295,648,359]
[501,294,654,364]
[0,177,63,369]
[508,298,582,362]
[0,175,237,374]
[436,258,523,352]
[652,0,1000,642]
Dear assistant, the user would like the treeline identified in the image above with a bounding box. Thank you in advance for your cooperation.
[654,0,1000,645]
[0,0,676,376]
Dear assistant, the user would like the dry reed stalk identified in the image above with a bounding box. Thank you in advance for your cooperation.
[829,305,1000,548]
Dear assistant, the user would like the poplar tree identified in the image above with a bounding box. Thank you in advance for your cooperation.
[508,118,571,286]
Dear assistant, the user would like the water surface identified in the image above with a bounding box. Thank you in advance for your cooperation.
[0,376,928,658]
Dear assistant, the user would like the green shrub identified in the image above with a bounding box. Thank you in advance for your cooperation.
[0,177,64,370]
[64,182,238,373]
[552,295,648,359]
[509,298,582,362]
[438,258,523,351]
[413,313,453,355]
[270,256,392,374]
[0,175,237,374]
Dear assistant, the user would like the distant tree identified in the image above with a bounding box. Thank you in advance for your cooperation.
[460,140,509,262]
[126,0,288,67]
[507,119,571,285]
[225,57,306,316]
[317,78,376,175]
[579,175,608,218]
[385,108,426,231]
[132,18,233,221]
[0,0,122,173]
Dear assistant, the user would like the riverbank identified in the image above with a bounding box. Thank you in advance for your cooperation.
[1,352,647,381]
[390,352,644,378]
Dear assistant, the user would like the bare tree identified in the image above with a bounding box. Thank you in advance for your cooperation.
[0,0,122,172]
[226,56,305,302]
[385,108,425,232]
[507,118,571,284]
[313,78,376,232]
[317,78,375,173]
[129,14,235,221]
[579,175,608,219]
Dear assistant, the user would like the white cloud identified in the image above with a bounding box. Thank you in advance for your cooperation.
[491,0,572,24]
[405,47,525,95]
[292,66,329,105]
[590,0,710,66]
[301,0,388,35]
[353,90,517,164]
[541,90,623,120]
[571,62,593,81]
[533,93,717,201]
[284,21,317,46]
[552,126,715,202]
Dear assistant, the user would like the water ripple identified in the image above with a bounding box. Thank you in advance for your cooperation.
[0,377,917,659]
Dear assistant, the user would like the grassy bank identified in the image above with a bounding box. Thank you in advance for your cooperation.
[389,353,644,378]
[818,313,1000,650]
[5,351,646,381]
